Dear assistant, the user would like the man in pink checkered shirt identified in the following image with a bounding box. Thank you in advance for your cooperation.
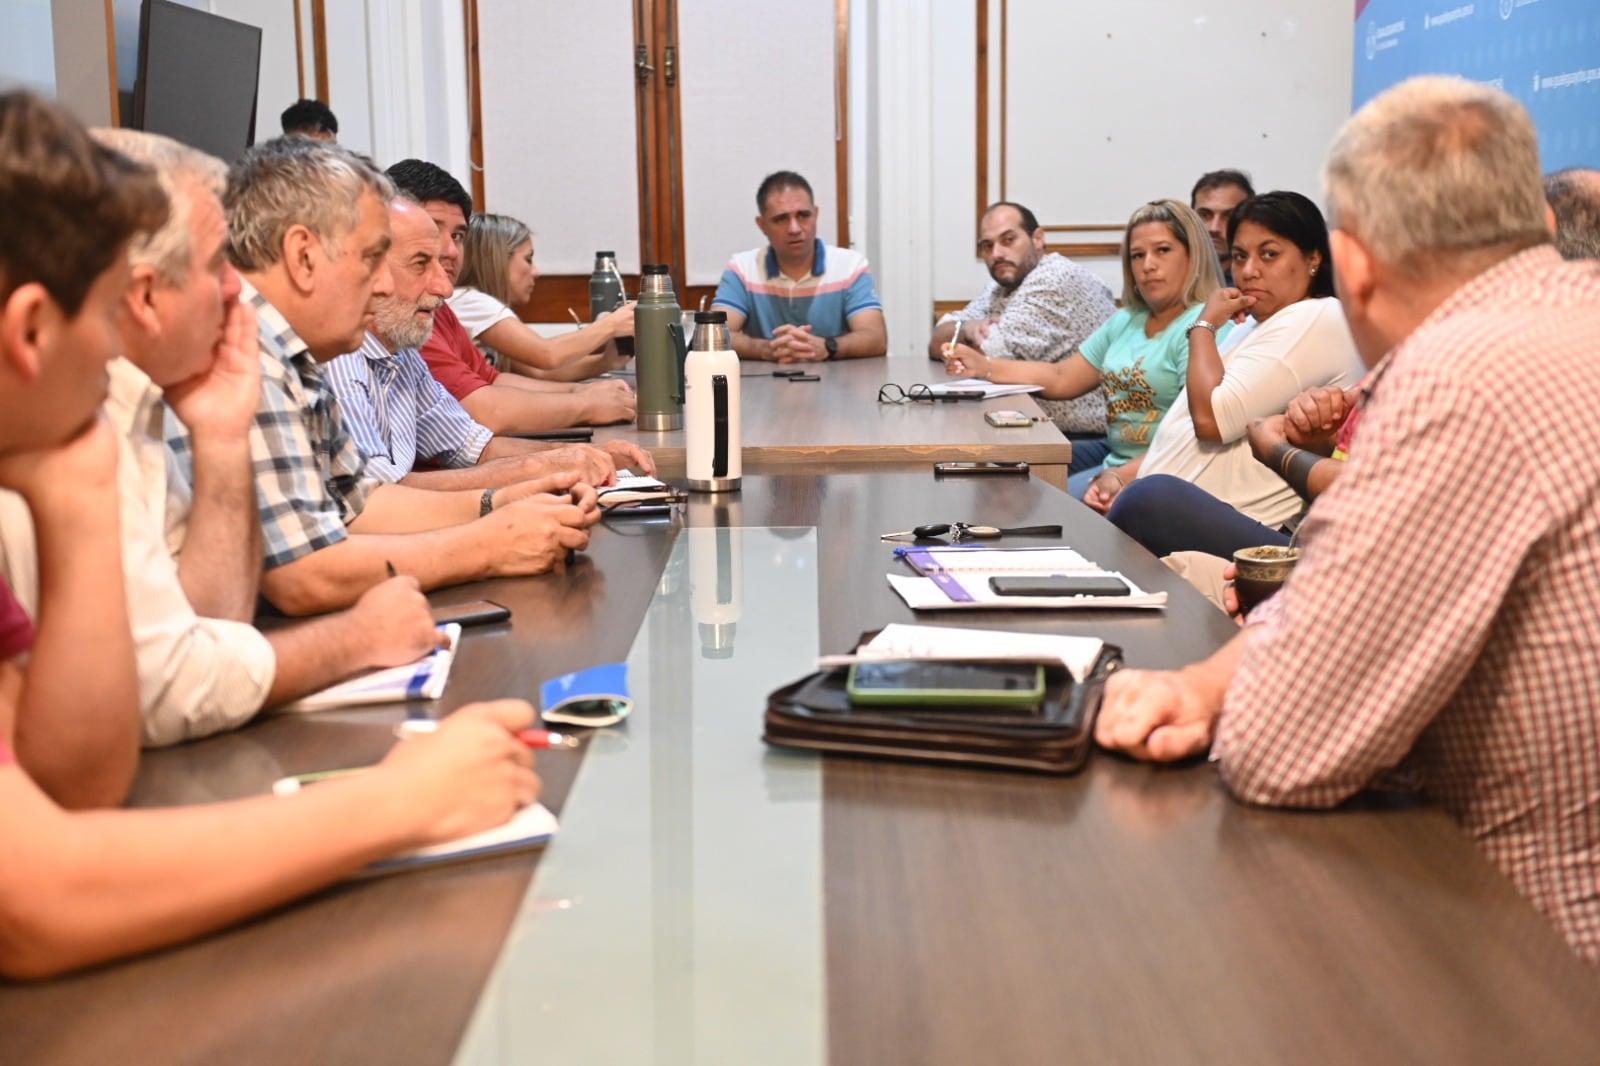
[1097,75,1600,966]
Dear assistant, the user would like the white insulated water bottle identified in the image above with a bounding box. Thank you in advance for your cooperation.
[684,311,741,492]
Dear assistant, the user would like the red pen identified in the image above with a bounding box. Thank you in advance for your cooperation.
[393,719,580,750]
[515,728,580,750]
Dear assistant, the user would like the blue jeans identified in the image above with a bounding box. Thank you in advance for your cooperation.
[1108,474,1291,557]
[1067,436,1112,475]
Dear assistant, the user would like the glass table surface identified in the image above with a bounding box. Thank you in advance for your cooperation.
[454,527,826,1066]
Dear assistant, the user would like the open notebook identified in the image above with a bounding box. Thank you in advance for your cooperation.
[888,547,1167,610]
[938,378,1045,399]
[277,624,463,712]
[359,802,558,877]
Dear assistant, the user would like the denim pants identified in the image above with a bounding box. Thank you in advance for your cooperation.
[1107,474,1291,557]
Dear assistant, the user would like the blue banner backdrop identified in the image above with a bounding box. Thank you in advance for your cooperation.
[1353,0,1600,170]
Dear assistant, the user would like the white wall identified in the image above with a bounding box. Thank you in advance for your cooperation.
[476,0,642,275]
[677,2,840,287]
[854,0,1356,348]
[321,0,373,154]
[7,0,1355,340]
[361,0,471,174]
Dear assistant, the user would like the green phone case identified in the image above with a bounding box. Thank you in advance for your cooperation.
[845,662,1046,709]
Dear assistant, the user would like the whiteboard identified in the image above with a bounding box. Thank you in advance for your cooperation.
[477,0,641,276]
[989,0,1353,228]
[678,1,839,287]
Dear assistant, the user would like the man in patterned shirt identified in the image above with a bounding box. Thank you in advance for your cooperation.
[0,91,546,981]
[930,201,1115,463]
[0,129,450,749]
[1096,76,1600,966]
[325,195,655,489]
[168,138,601,616]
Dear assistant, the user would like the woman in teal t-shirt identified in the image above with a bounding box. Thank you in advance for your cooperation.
[944,199,1224,503]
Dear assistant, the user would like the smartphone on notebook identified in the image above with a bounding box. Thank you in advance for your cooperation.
[430,600,512,627]
[846,661,1045,709]
[988,575,1130,598]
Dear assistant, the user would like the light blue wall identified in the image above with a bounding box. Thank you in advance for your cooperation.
[0,0,57,96]
[1353,0,1600,169]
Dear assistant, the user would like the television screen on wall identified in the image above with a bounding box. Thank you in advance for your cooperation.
[132,0,261,162]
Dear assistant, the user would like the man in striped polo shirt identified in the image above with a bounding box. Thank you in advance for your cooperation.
[713,170,887,363]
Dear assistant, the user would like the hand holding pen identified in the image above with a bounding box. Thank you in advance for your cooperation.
[272,711,577,793]
[273,701,543,849]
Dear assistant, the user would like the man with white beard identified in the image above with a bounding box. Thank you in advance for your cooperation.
[323,195,650,488]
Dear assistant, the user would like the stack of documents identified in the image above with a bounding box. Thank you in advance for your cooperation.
[887,547,1166,610]
[819,623,1108,683]
[935,378,1046,399]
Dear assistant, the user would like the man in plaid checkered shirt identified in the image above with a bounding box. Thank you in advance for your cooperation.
[1097,76,1600,965]
[166,138,602,616]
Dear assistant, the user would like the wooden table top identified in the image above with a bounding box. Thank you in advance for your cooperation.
[3,471,1596,1065]
[597,357,1074,485]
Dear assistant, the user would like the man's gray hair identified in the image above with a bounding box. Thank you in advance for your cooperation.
[1544,168,1600,261]
[89,128,227,283]
[1322,75,1550,278]
[225,136,395,271]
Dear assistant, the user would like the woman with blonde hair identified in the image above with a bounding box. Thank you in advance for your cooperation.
[945,199,1224,500]
[450,212,635,381]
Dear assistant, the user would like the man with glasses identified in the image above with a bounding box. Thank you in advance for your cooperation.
[713,170,887,363]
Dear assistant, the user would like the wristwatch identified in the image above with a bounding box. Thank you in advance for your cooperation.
[1188,319,1218,337]
[823,337,839,360]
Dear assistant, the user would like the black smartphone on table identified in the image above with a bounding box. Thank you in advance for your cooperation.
[988,575,1130,598]
[431,600,512,627]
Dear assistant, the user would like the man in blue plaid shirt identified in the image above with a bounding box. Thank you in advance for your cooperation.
[167,138,601,616]
[323,196,653,490]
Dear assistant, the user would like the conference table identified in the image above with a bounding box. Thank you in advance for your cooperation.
[4,467,1598,1065]
[6,470,1593,1056]
[597,355,1076,488]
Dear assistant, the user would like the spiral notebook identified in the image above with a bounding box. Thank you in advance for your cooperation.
[889,547,1167,610]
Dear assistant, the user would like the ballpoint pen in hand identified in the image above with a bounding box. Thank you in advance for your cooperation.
[393,718,580,750]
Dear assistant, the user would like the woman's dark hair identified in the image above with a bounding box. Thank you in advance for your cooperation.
[1227,191,1336,298]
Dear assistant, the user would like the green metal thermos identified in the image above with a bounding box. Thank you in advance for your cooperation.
[634,264,683,430]
[588,251,633,358]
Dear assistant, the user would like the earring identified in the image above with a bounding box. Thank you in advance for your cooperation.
[1309,266,1317,276]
